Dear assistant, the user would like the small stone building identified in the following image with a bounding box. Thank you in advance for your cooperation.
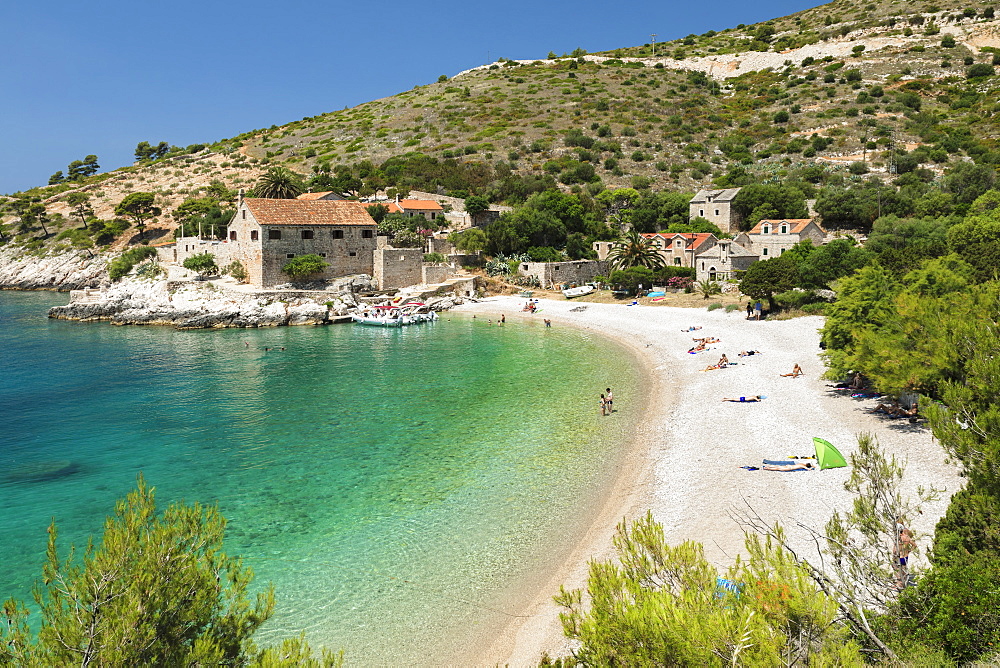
[517,260,609,289]
[386,199,444,223]
[735,218,827,259]
[225,197,377,288]
[373,237,423,290]
[296,191,345,201]
[689,188,742,233]
[694,239,758,282]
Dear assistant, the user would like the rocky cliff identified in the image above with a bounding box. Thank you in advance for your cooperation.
[0,247,108,291]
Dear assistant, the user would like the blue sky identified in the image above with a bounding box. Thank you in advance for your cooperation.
[1,0,821,195]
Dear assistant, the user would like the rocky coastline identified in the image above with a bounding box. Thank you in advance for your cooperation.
[0,247,108,291]
[46,276,466,329]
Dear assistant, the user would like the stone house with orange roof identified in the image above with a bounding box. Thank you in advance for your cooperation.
[385,199,444,223]
[225,195,378,288]
[594,232,719,268]
[734,218,826,259]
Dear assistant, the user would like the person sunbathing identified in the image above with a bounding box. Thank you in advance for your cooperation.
[682,326,703,332]
[763,462,815,471]
[688,342,707,353]
[871,403,919,418]
[781,364,803,377]
[722,395,762,402]
[739,350,761,357]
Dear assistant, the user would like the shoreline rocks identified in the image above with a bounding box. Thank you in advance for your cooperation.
[47,276,467,329]
[0,247,109,291]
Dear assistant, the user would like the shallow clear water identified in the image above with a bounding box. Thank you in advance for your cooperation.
[0,291,636,663]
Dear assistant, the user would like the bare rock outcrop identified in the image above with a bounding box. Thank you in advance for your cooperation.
[0,247,109,291]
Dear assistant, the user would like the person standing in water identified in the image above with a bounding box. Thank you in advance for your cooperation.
[605,388,613,413]
[599,394,608,416]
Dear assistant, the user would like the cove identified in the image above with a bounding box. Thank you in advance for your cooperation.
[0,291,637,664]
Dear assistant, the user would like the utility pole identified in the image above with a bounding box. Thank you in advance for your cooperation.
[651,34,657,57]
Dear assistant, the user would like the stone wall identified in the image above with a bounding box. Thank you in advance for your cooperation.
[374,246,423,290]
[517,260,609,289]
[422,265,450,285]
[165,237,237,267]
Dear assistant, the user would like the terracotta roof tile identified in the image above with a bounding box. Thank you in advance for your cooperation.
[245,198,376,226]
[296,191,337,200]
[749,219,817,234]
[397,199,443,211]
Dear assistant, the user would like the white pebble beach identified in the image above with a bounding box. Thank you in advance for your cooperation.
[452,295,963,666]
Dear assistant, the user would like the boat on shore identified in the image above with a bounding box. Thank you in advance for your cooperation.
[353,304,439,327]
[562,285,595,299]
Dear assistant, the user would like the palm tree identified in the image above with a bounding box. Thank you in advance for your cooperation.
[607,229,667,271]
[251,167,305,199]
[696,279,722,299]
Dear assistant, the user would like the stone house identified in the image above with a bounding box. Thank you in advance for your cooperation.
[642,232,718,267]
[373,237,424,290]
[593,233,717,268]
[225,197,377,288]
[517,260,609,289]
[385,199,445,223]
[689,188,742,233]
[734,218,827,259]
[694,239,758,282]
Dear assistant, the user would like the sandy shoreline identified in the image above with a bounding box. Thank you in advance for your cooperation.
[453,296,962,666]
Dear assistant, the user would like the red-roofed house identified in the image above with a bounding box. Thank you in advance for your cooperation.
[384,199,444,222]
[226,195,377,287]
[735,218,826,259]
[593,232,718,268]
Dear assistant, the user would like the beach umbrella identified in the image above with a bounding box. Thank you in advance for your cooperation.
[813,437,848,470]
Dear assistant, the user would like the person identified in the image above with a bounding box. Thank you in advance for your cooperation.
[722,395,762,402]
[599,394,608,416]
[895,519,917,588]
[739,350,761,357]
[746,302,754,320]
[544,318,551,328]
[754,301,763,321]
[781,364,803,377]
[500,314,505,326]
[718,354,729,368]
[871,403,919,418]
[762,462,815,471]
[605,388,613,413]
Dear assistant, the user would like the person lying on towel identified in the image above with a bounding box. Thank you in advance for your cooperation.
[763,462,815,471]
[722,395,762,402]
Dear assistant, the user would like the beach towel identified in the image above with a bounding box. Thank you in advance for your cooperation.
[763,459,795,466]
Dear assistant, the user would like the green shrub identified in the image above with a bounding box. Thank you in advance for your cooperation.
[725,303,740,313]
[108,246,158,281]
[282,254,329,279]
[223,260,248,282]
[706,302,723,311]
[967,63,995,78]
[423,252,447,263]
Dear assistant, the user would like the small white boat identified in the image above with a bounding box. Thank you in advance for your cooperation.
[353,304,438,327]
[562,285,595,299]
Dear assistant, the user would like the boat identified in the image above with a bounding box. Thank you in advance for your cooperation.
[353,304,438,327]
[562,285,595,299]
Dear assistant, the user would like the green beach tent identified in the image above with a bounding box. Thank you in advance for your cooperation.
[813,437,848,470]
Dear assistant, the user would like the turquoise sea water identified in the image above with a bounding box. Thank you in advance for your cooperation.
[0,291,637,664]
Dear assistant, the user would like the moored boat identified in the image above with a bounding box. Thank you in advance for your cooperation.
[353,304,438,327]
[562,285,595,299]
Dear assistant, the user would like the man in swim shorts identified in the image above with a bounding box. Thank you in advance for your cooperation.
[722,395,762,402]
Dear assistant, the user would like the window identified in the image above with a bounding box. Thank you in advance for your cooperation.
[699,209,704,216]
[674,257,681,265]
[286,253,295,259]
[430,212,437,220]
[332,229,344,239]
[250,230,258,241]
[715,209,720,216]
[780,248,785,254]
[268,229,282,240]
[319,253,327,258]
[362,229,374,238]
[555,266,560,270]
[762,248,768,256]
[762,224,770,234]
[229,231,237,241]
[301,230,314,240]
[349,252,357,257]
[242,210,246,219]
[780,224,787,234]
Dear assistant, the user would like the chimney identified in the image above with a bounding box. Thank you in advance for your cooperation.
[237,188,245,206]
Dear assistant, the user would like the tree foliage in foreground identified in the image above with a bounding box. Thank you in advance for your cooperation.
[555,513,863,666]
[252,167,305,199]
[0,476,341,667]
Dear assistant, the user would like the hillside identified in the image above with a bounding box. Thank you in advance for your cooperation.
[4,0,1000,248]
